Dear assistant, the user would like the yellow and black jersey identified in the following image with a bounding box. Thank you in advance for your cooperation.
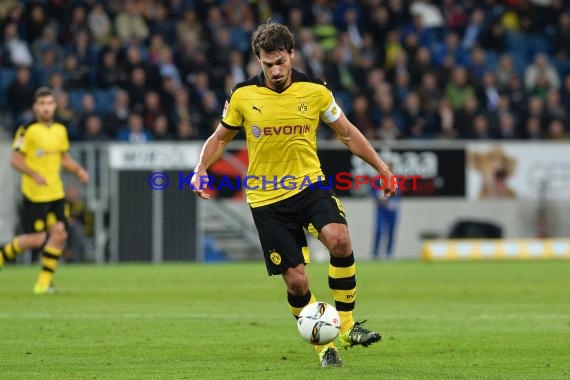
[221,69,341,207]
[12,120,70,202]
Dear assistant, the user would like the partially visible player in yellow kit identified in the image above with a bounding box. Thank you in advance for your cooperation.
[0,87,89,294]
[191,22,397,367]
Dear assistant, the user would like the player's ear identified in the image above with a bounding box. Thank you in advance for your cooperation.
[290,49,295,59]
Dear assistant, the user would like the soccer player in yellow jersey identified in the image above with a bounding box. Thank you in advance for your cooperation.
[191,23,397,367]
[0,87,89,294]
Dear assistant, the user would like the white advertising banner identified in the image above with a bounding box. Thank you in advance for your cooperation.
[109,143,200,170]
[466,143,570,200]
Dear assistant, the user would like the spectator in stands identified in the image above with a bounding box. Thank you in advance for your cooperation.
[496,113,519,139]
[378,116,400,140]
[60,5,89,46]
[125,67,147,114]
[545,89,567,125]
[7,66,34,121]
[88,3,112,45]
[117,113,152,142]
[348,95,375,139]
[409,47,434,84]
[454,95,480,137]
[525,96,548,131]
[525,53,561,90]
[105,89,130,138]
[83,114,108,141]
[523,116,543,140]
[502,74,527,116]
[176,119,196,140]
[436,97,458,139]
[115,0,149,43]
[471,114,492,139]
[31,26,61,66]
[561,73,570,109]
[62,54,88,89]
[77,93,97,139]
[24,2,52,44]
[142,91,164,130]
[477,71,501,112]
[152,114,174,140]
[468,47,488,82]
[401,91,429,137]
[417,72,441,114]
[3,22,33,67]
[547,119,567,140]
[495,54,517,90]
[157,46,182,88]
[461,8,485,50]
[96,50,124,89]
[445,66,475,109]
[149,2,176,45]
[168,87,191,131]
[176,9,202,46]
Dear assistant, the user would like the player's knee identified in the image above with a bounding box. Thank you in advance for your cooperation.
[285,270,308,295]
[49,222,68,243]
[323,225,351,256]
[30,232,48,247]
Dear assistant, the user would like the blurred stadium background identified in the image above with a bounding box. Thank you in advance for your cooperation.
[1,0,570,264]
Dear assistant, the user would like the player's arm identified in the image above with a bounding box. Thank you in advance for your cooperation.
[61,153,89,184]
[327,113,397,197]
[191,124,239,199]
[11,151,47,185]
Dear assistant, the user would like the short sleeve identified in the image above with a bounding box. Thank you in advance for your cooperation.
[319,88,342,124]
[61,127,70,153]
[220,92,243,130]
[12,126,28,153]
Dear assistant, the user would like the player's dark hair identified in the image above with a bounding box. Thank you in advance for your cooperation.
[251,22,295,58]
[33,86,55,102]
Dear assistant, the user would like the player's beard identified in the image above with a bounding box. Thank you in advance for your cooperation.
[37,111,54,124]
[267,73,291,91]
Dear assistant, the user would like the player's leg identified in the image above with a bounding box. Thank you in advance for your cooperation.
[251,202,341,367]
[303,189,381,349]
[0,232,48,268]
[282,263,341,367]
[34,199,68,294]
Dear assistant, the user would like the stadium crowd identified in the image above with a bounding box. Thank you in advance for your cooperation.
[1,0,570,141]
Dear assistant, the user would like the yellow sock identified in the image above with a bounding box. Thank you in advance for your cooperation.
[314,341,336,354]
[328,253,357,333]
[288,291,317,318]
[2,238,23,260]
[36,246,62,287]
[339,311,355,333]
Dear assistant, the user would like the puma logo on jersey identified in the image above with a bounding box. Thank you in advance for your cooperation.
[252,105,263,114]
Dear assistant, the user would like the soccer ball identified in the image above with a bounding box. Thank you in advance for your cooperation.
[297,302,341,345]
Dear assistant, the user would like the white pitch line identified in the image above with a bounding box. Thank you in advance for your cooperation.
[0,313,568,320]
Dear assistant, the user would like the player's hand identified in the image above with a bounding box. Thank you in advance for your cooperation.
[383,171,398,198]
[190,167,212,199]
[31,172,47,185]
[77,168,89,184]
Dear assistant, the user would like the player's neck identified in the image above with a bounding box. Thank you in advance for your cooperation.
[264,75,293,92]
[37,118,54,126]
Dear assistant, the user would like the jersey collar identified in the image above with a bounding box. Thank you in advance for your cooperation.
[257,69,304,93]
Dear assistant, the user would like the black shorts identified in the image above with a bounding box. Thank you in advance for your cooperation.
[22,196,67,234]
[250,183,347,276]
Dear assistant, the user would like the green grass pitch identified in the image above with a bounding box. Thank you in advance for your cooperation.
[1,261,569,379]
